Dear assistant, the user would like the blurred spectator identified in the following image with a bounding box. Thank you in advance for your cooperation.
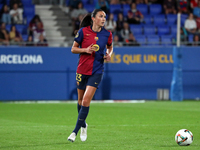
[177,0,189,14]
[28,15,43,36]
[172,27,188,45]
[10,3,23,24]
[96,0,109,14]
[146,0,160,4]
[113,35,122,47]
[37,34,48,46]
[124,32,140,46]
[120,22,132,42]
[116,13,125,37]
[190,0,198,11]
[26,35,34,46]
[194,1,200,32]
[9,25,23,45]
[72,14,84,36]
[163,0,176,15]
[184,13,197,34]
[193,1,200,18]
[127,2,144,24]
[192,34,200,46]
[0,23,9,45]
[9,0,23,9]
[110,0,120,4]
[33,22,46,43]
[67,0,81,11]
[70,2,88,30]
[134,0,148,4]
[105,13,116,34]
[1,5,11,24]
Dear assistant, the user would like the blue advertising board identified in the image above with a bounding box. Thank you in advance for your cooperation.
[0,47,199,100]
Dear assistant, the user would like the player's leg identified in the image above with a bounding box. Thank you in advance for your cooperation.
[72,86,96,133]
[77,89,87,128]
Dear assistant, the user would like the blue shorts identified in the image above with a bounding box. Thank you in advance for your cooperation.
[76,73,103,90]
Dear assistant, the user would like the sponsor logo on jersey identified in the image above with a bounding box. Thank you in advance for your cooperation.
[92,44,100,51]
[75,33,79,38]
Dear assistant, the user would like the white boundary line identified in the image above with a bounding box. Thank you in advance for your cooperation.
[3,100,145,104]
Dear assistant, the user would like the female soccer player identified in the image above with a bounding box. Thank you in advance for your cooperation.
[67,9,113,142]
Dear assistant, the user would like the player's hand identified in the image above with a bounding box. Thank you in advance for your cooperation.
[104,52,111,62]
[85,44,95,54]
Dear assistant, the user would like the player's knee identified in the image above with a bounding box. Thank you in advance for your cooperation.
[82,100,90,107]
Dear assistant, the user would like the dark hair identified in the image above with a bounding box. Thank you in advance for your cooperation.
[74,9,104,35]
[80,9,104,28]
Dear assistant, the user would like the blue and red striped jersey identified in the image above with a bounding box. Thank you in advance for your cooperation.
[74,26,112,75]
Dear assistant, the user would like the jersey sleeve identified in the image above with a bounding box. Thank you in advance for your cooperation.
[107,31,113,46]
[74,28,84,44]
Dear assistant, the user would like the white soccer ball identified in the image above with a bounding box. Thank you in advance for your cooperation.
[175,129,193,146]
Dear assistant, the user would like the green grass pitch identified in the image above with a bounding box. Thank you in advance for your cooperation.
[0,101,200,150]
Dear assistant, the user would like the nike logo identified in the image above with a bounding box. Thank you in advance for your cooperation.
[86,34,90,36]
[95,82,98,84]
[79,118,84,121]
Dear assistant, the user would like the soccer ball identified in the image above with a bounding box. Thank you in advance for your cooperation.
[175,129,193,146]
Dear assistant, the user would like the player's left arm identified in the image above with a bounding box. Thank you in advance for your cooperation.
[104,31,113,62]
[104,44,113,62]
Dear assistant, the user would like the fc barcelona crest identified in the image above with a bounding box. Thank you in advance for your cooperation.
[94,36,99,41]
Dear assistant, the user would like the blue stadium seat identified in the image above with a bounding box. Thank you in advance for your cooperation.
[153,15,166,25]
[181,14,188,26]
[143,25,156,35]
[143,15,153,24]
[137,4,148,15]
[170,25,177,36]
[24,6,35,17]
[15,25,26,35]
[21,0,33,6]
[149,4,162,15]
[6,24,11,31]
[188,35,193,42]
[160,35,173,45]
[135,35,146,45]
[130,25,143,35]
[22,34,28,41]
[110,4,121,14]
[167,14,177,25]
[84,4,94,13]
[147,35,160,45]
[157,25,170,35]
[122,4,130,17]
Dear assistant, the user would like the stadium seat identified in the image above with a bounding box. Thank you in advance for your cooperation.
[167,14,177,25]
[153,15,166,25]
[143,15,153,24]
[6,24,11,31]
[188,35,193,42]
[137,4,148,15]
[130,25,143,35]
[23,6,35,17]
[170,25,177,36]
[84,4,94,13]
[157,25,170,35]
[147,35,160,45]
[122,4,130,17]
[22,34,28,41]
[143,25,156,35]
[110,4,121,15]
[15,24,26,35]
[181,14,188,26]
[21,0,33,6]
[149,4,162,15]
[134,35,146,45]
[160,35,173,46]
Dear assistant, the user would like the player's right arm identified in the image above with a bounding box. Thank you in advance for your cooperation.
[71,42,95,54]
